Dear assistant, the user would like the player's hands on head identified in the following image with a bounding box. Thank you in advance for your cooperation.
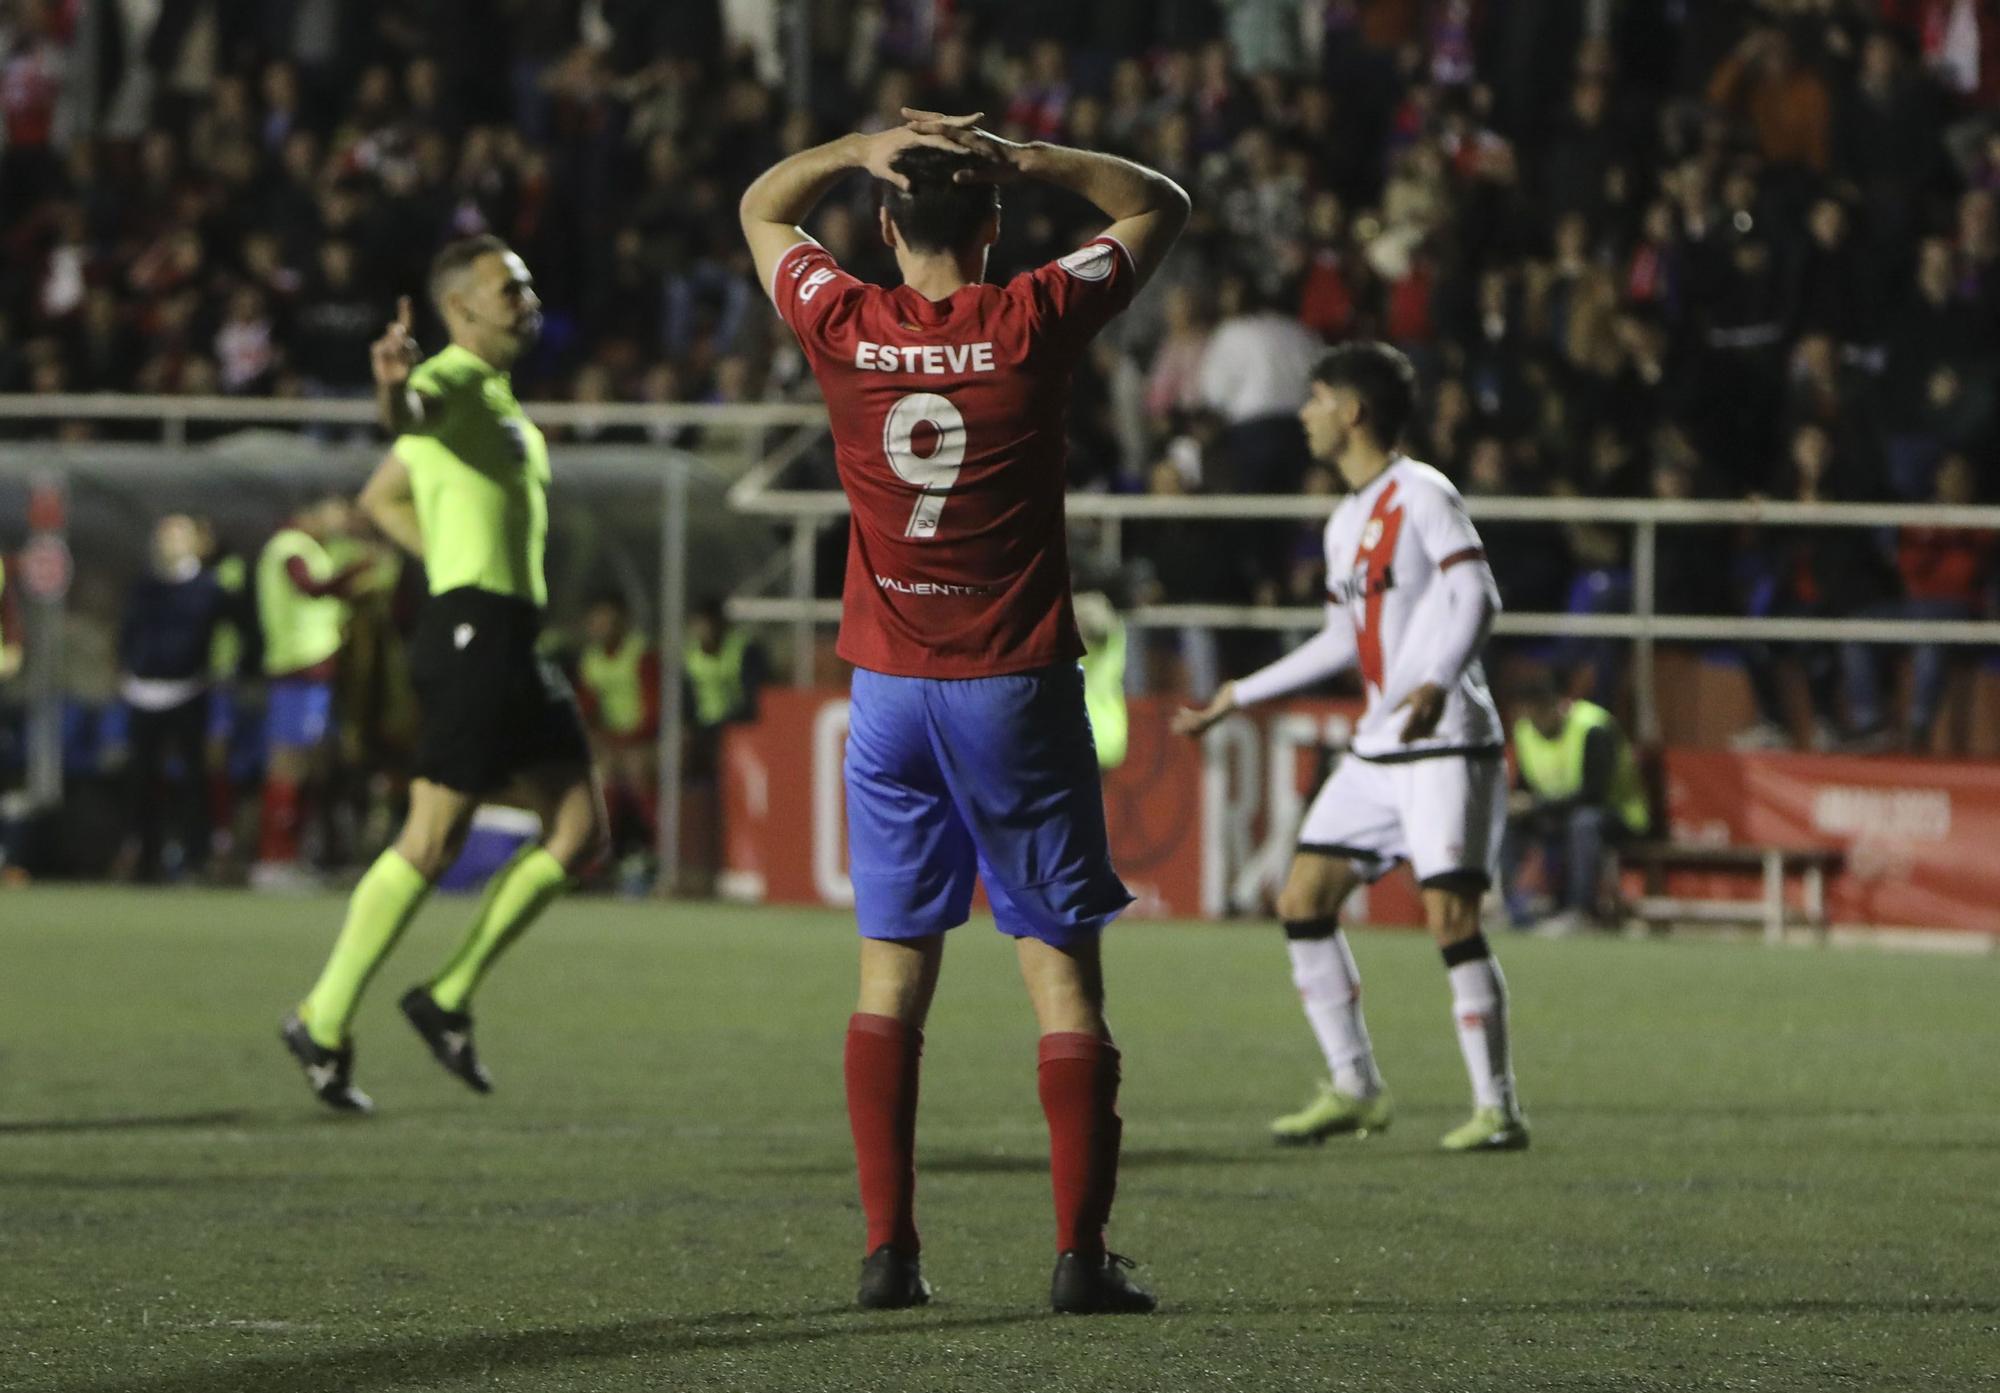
[1395,682,1448,743]
[1171,682,1237,739]
[861,125,966,190]
[899,107,1028,184]
[371,296,420,388]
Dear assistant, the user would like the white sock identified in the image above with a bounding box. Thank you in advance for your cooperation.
[1446,940,1515,1113]
[1286,928,1384,1098]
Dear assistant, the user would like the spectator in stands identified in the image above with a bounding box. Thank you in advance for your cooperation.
[1839,28,1945,250]
[115,515,229,882]
[1845,453,1999,750]
[1461,434,1570,619]
[1885,235,1995,497]
[1196,273,1317,492]
[1145,283,1213,423]
[1705,22,1833,174]
[6,0,1998,750]
[293,241,381,398]
[1736,423,1899,751]
[0,0,67,211]
[1649,452,1733,620]
[1502,671,1652,933]
[1783,332,1885,494]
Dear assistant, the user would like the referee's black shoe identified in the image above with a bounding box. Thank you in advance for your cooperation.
[399,986,493,1094]
[280,1014,373,1115]
[1050,1250,1157,1315]
[856,1245,932,1310]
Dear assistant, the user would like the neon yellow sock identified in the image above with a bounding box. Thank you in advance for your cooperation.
[428,846,569,1012]
[302,850,431,1048]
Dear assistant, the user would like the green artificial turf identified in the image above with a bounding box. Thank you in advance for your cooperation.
[3,887,1996,1391]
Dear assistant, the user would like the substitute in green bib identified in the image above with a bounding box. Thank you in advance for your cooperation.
[1501,672,1650,932]
[576,591,664,880]
[253,496,369,888]
[1074,592,1128,771]
[282,235,610,1115]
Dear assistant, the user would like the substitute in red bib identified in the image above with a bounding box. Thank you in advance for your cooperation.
[1176,342,1529,1155]
[742,108,1187,1315]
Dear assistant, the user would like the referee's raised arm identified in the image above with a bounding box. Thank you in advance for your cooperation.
[371,296,430,436]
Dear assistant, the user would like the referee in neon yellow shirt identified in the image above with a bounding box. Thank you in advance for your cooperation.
[282,235,610,1113]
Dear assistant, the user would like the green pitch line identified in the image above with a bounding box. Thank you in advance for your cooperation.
[2,888,1996,1393]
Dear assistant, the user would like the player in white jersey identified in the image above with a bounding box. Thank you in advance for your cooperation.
[1175,342,1527,1152]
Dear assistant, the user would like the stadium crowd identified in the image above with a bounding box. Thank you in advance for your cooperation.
[2,0,1999,753]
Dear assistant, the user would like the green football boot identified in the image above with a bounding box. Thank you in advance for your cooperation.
[1270,1082,1394,1145]
[1439,1105,1530,1152]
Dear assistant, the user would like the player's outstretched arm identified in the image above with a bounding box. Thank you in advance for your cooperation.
[1172,619,1358,737]
[738,127,961,302]
[902,109,1190,290]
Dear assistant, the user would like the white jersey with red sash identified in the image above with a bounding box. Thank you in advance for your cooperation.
[1322,455,1503,762]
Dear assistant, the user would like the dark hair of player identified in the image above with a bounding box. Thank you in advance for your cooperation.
[1312,342,1418,447]
[585,588,628,615]
[880,147,1000,255]
[428,233,513,313]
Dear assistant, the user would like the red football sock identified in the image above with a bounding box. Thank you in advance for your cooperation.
[258,778,301,864]
[844,1012,922,1255]
[1038,1032,1123,1258]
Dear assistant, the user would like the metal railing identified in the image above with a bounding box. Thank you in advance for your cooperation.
[7,393,2000,879]
[1,393,830,440]
[0,394,824,879]
[727,481,2000,743]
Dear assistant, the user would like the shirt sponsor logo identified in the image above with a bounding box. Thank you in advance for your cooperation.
[1058,242,1116,282]
[1327,565,1395,606]
[454,623,475,650]
[854,341,997,375]
[875,574,995,597]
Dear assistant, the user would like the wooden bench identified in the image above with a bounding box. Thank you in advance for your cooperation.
[1611,842,1844,943]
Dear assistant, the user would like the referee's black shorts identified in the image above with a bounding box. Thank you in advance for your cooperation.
[409,586,591,795]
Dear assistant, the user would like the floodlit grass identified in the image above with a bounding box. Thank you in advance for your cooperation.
[3,887,1996,1391]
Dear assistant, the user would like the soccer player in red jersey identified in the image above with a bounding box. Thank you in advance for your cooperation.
[740,110,1187,1313]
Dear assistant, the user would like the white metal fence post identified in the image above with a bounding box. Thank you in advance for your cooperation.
[656,461,689,894]
[790,518,817,688]
[1634,517,1659,744]
[24,469,69,810]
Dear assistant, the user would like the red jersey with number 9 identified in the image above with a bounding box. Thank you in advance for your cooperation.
[772,235,1136,678]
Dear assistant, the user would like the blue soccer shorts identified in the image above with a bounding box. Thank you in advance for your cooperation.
[844,663,1133,946]
[264,678,332,753]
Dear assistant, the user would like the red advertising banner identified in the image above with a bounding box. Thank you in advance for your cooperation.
[718,688,1423,925]
[1663,750,2000,932]
[725,694,2000,933]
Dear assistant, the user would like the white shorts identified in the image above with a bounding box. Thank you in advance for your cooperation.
[1296,753,1506,888]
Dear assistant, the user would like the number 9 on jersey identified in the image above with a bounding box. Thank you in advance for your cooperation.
[882,392,967,540]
